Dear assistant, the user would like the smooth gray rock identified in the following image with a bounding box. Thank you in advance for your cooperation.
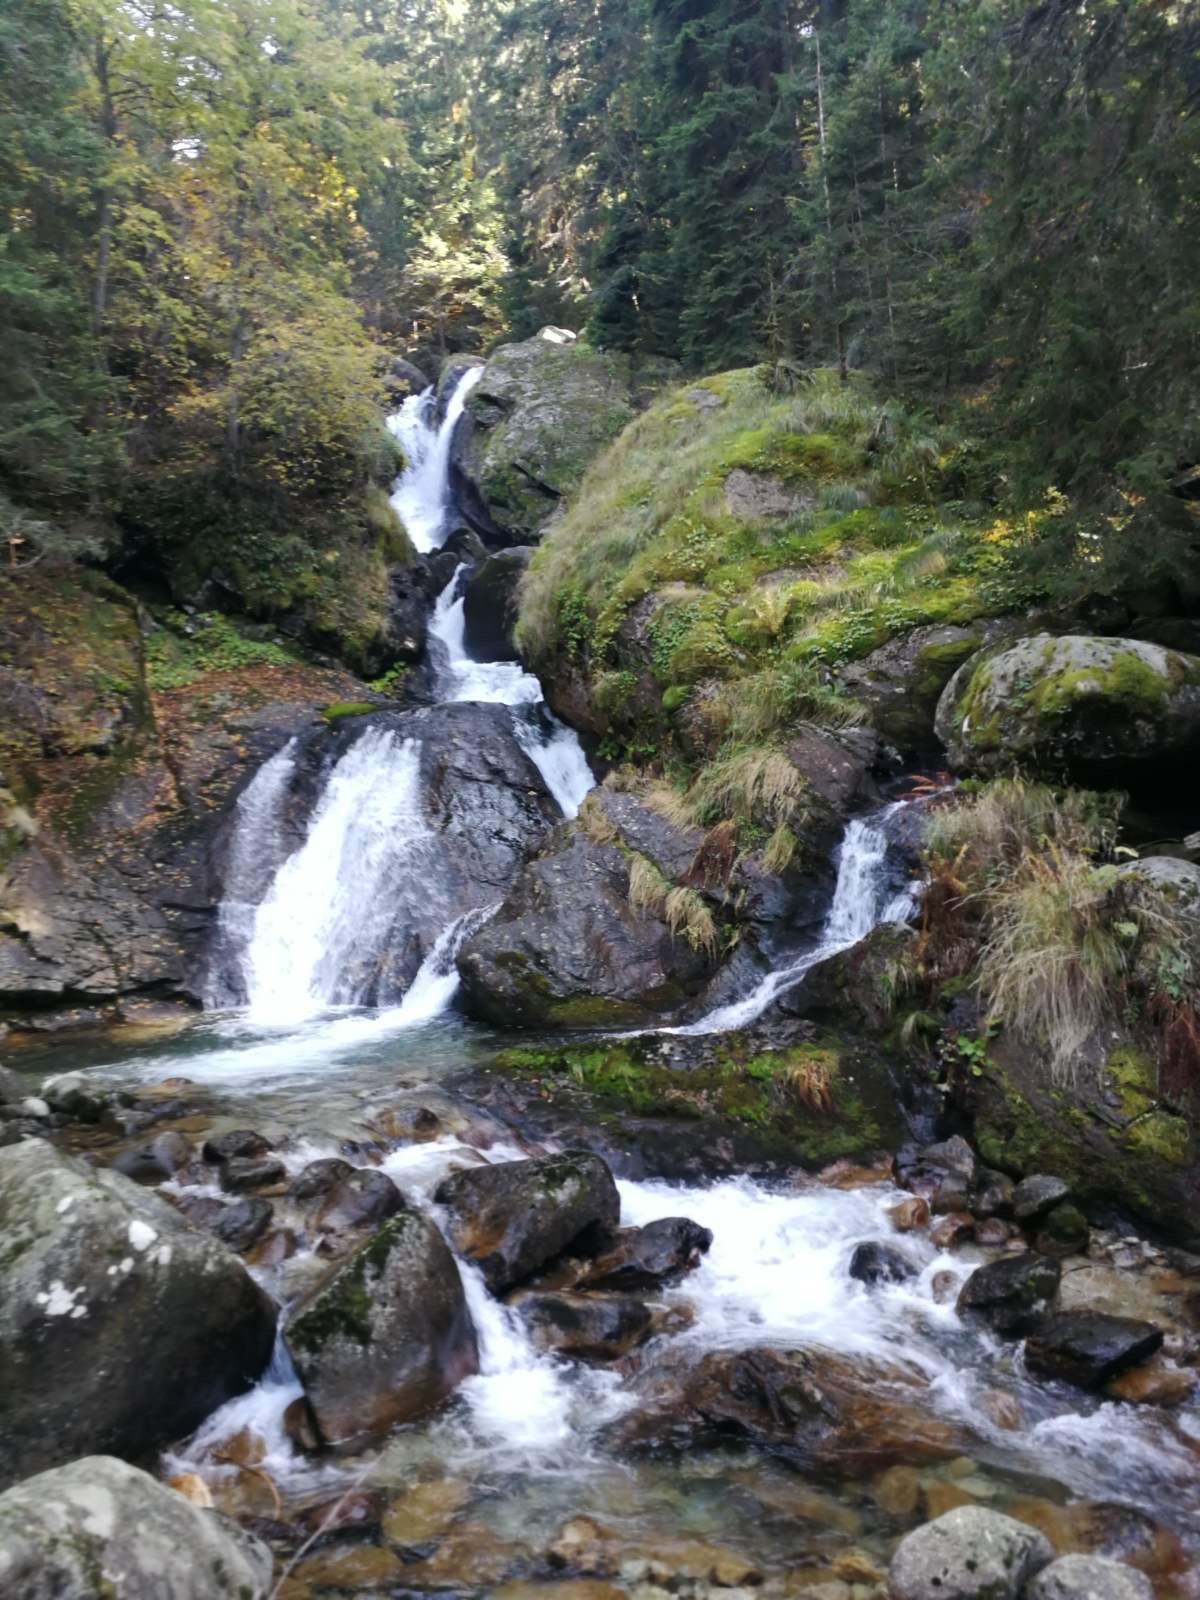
[435,1151,621,1293]
[0,1454,273,1599]
[1026,1555,1153,1600]
[0,1140,276,1487]
[1013,1173,1071,1222]
[889,1506,1054,1600]
[462,546,534,662]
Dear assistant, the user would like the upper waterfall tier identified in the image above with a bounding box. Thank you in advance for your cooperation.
[386,366,483,553]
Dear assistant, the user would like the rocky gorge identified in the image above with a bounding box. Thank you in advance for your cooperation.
[0,334,1198,1599]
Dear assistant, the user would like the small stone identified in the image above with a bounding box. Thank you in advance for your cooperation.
[282,1395,320,1452]
[979,1390,1024,1431]
[973,1169,1015,1218]
[167,1472,213,1508]
[1025,1313,1164,1390]
[293,1543,403,1590]
[203,1129,273,1163]
[932,1177,973,1216]
[1026,1554,1153,1600]
[931,1269,961,1304]
[849,1240,918,1285]
[287,1157,354,1200]
[219,1156,285,1193]
[1104,1352,1196,1405]
[314,1167,403,1235]
[1013,1174,1071,1223]
[889,1197,930,1233]
[888,1506,1053,1600]
[1036,1202,1090,1258]
[383,1478,473,1545]
[974,1218,1012,1248]
[931,1213,975,1250]
[211,1197,273,1252]
[872,1464,922,1516]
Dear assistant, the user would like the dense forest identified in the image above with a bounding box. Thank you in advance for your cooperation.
[3,0,1198,611]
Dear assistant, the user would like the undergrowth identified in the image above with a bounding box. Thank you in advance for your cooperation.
[145,610,299,690]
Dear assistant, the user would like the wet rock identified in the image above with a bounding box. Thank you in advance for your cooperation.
[203,1128,273,1163]
[111,1129,192,1184]
[848,1240,918,1286]
[931,1213,975,1250]
[973,1169,1015,1218]
[288,1156,354,1200]
[1036,1203,1090,1258]
[872,1464,922,1516]
[1013,1174,1072,1223]
[211,1196,274,1252]
[384,355,431,403]
[0,1063,27,1103]
[219,1154,285,1192]
[463,546,534,662]
[575,1217,713,1292]
[889,1197,930,1233]
[0,1454,272,1599]
[1024,1313,1163,1390]
[0,1140,276,1487]
[40,1073,106,1123]
[888,1505,1053,1600]
[513,1288,653,1361]
[896,1136,976,1197]
[313,1166,403,1236]
[396,1518,528,1589]
[975,1219,1013,1248]
[286,1207,478,1451]
[932,1176,974,1215]
[283,1395,321,1452]
[625,1346,963,1473]
[1104,1352,1196,1405]
[956,1253,1061,1336]
[1026,1555,1153,1600]
[292,1542,403,1591]
[435,1151,621,1293]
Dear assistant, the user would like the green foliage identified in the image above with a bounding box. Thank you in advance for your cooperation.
[144,611,298,691]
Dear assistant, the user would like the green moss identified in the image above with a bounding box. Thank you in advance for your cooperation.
[322,701,376,722]
[287,1215,415,1354]
[1031,650,1172,720]
[1124,1109,1189,1165]
[145,611,299,691]
[1106,1046,1157,1120]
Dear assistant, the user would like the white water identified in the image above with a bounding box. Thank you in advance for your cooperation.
[243,730,430,1024]
[387,366,483,552]
[681,800,917,1035]
[428,563,594,818]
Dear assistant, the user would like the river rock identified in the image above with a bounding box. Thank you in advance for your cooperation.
[575,1217,713,1292]
[211,1196,274,1252]
[463,547,534,662]
[849,1240,918,1285]
[512,1289,654,1361]
[219,1154,285,1192]
[203,1127,273,1163]
[111,1129,192,1183]
[0,1454,273,1599]
[1036,1203,1090,1257]
[313,1166,403,1236]
[1013,1174,1071,1223]
[288,1156,355,1200]
[973,1169,1015,1218]
[456,825,717,1029]
[287,1207,478,1450]
[625,1346,964,1472]
[889,1506,1053,1600]
[956,1253,1061,1335]
[0,1140,276,1487]
[385,355,432,403]
[935,634,1200,783]
[452,335,636,543]
[1026,1555,1153,1600]
[1023,1313,1164,1390]
[435,1152,621,1292]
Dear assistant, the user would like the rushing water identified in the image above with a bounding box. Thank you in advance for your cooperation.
[14,358,1199,1590]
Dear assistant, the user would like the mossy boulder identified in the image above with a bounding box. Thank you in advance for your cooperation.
[286,1206,478,1451]
[836,619,1015,750]
[935,633,1200,783]
[0,1140,276,1487]
[453,334,636,543]
[966,1033,1200,1249]
[463,546,534,662]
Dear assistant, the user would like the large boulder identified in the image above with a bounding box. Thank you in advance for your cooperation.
[0,1455,273,1599]
[286,1207,478,1451]
[463,547,534,662]
[1027,1555,1153,1600]
[434,1152,621,1292]
[451,335,636,543]
[0,1141,276,1488]
[935,633,1200,783]
[888,1506,1054,1600]
[835,619,1014,750]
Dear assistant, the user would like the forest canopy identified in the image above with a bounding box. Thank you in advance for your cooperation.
[2,0,1197,595]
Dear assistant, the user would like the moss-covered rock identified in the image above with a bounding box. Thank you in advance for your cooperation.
[454,335,637,542]
[966,1033,1199,1249]
[935,633,1200,783]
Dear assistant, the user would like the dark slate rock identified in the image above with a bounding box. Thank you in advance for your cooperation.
[512,1289,654,1361]
[1013,1174,1072,1223]
[849,1240,919,1286]
[576,1217,713,1293]
[288,1157,355,1202]
[211,1197,274,1253]
[203,1129,273,1164]
[956,1253,1061,1336]
[219,1156,286,1193]
[1024,1313,1163,1390]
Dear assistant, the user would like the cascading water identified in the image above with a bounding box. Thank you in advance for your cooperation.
[681,798,919,1034]
[387,366,483,552]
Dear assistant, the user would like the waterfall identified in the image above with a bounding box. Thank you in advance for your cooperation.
[681,800,917,1035]
[241,730,434,1024]
[387,367,483,553]
[429,563,594,818]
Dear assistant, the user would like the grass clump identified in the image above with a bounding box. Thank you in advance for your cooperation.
[145,610,299,691]
[921,778,1199,1084]
[626,850,718,955]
